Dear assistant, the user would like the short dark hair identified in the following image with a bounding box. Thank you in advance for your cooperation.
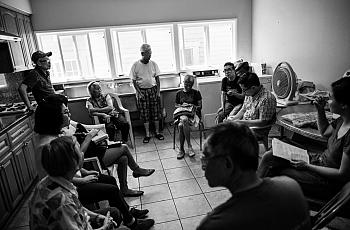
[238,72,260,88]
[224,62,235,69]
[34,94,68,135]
[206,122,259,171]
[41,136,79,177]
[331,77,350,107]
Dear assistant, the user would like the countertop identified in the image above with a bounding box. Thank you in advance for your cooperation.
[0,111,32,135]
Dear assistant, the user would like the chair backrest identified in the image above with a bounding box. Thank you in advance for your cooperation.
[312,181,350,230]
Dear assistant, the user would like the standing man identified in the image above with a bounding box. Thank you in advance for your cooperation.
[130,44,164,143]
[198,122,310,230]
[216,62,244,123]
[18,51,55,111]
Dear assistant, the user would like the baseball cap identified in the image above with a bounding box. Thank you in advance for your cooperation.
[31,51,52,63]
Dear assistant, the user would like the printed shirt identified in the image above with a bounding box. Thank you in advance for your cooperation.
[22,67,55,103]
[129,60,160,88]
[242,86,276,121]
[221,76,243,106]
[29,176,93,230]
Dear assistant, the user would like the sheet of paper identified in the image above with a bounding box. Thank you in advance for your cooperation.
[272,138,309,163]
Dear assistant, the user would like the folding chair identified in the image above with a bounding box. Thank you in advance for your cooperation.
[173,117,205,151]
[311,181,350,230]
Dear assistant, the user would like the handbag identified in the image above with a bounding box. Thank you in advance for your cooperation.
[74,123,108,169]
[173,105,196,120]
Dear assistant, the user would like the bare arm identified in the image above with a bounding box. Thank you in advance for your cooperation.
[18,83,33,110]
[314,97,333,137]
[227,105,245,121]
[155,75,160,96]
[234,119,270,127]
[220,92,226,109]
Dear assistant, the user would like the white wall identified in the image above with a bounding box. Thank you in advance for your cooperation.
[0,0,31,14]
[30,0,252,60]
[252,0,350,89]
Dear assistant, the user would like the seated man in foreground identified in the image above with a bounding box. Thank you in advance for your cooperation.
[226,72,276,143]
[197,123,310,230]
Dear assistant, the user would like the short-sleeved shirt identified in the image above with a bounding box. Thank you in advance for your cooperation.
[175,89,202,117]
[129,60,160,89]
[321,118,350,168]
[29,176,93,230]
[22,67,55,103]
[197,177,310,230]
[221,76,243,106]
[242,86,276,122]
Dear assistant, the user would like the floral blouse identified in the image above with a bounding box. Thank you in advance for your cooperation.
[29,176,93,230]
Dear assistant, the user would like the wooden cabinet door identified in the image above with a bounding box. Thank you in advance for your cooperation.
[22,136,37,179]
[23,15,38,55]
[0,178,11,228]
[0,8,26,71]
[16,13,31,67]
[0,152,22,209]
[13,145,32,192]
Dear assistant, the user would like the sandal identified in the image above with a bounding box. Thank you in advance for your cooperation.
[143,136,151,143]
[155,133,164,140]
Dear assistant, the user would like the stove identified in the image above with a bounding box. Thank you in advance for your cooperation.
[0,102,34,116]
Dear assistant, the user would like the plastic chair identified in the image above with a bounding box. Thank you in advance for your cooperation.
[91,93,135,148]
[250,113,277,149]
[173,117,205,151]
[311,181,350,230]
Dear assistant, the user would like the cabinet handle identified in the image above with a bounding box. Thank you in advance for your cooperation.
[24,142,29,146]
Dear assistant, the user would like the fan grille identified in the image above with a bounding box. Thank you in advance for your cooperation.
[273,67,292,99]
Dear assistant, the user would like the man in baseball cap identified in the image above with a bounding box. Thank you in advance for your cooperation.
[19,50,55,110]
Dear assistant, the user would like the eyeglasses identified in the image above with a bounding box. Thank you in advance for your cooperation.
[223,68,233,73]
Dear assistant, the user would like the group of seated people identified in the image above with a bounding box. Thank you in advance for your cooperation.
[28,54,350,229]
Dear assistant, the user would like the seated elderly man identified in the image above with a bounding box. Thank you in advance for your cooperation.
[226,72,276,144]
[174,74,202,159]
[197,123,310,230]
[86,81,130,143]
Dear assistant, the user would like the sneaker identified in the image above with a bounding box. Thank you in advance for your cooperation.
[128,218,155,230]
[132,168,155,178]
[130,207,149,219]
[188,147,196,157]
[177,150,185,159]
[122,189,144,197]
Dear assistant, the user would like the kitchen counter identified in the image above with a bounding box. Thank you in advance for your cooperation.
[0,111,32,135]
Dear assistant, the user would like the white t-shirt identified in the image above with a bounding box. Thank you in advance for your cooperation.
[129,60,160,88]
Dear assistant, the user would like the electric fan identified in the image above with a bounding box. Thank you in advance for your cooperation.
[272,62,298,106]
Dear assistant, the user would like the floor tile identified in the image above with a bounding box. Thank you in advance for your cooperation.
[158,148,178,159]
[138,159,163,171]
[136,142,157,154]
[126,175,139,190]
[142,200,179,224]
[161,157,187,170]
[196,177,225,193]
[181,215,206,230]
[124,196,141,207]
[155,141,174,150]
[136,150,160,162]
[141,184,172,204]
[8,226,30,230]
[169,179,202,198]
[174,194,211,219]
[184,154,202,166]
[189,164,205,178]
[8,207,29,228]
[204,189,232,209]
[152,220,182,230]
[139,170,167,187]
[165,167,194,183]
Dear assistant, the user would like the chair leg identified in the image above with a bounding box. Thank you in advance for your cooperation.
[129,129,135,149]
[199,123,202,151]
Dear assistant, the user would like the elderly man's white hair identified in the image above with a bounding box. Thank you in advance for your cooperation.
[140,44,151,52]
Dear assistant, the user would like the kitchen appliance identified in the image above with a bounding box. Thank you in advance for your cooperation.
[272,62,298,106]
[0,31,22,73]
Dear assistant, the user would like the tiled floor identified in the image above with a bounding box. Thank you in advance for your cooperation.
[6,124,350,230]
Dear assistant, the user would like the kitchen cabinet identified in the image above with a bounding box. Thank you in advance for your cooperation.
[0,6,38,71]
[0,115,37,229]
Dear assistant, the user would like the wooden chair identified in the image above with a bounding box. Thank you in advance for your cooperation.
[91,93,135,148]
[173,117,205,151]
[311,181,350,230]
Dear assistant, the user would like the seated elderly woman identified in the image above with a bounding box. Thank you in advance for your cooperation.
[258,77,350,200]
[86,81,130,143]
[174,74,202,159]
[30,136,154,230]
[34,94,154,197]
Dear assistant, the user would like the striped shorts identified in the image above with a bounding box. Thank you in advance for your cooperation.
[137,86,160,122]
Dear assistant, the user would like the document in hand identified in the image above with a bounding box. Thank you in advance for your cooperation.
[91,130,109,144]
[272,138,310,163]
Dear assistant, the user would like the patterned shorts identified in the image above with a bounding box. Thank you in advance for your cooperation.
[137,86,160,122]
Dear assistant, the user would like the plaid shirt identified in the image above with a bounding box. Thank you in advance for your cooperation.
[242,86,276,121]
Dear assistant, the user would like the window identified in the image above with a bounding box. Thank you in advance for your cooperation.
[36,19,236,83]
[37,29,110,83]
[178,20,236,69]
[112,24,176,75]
